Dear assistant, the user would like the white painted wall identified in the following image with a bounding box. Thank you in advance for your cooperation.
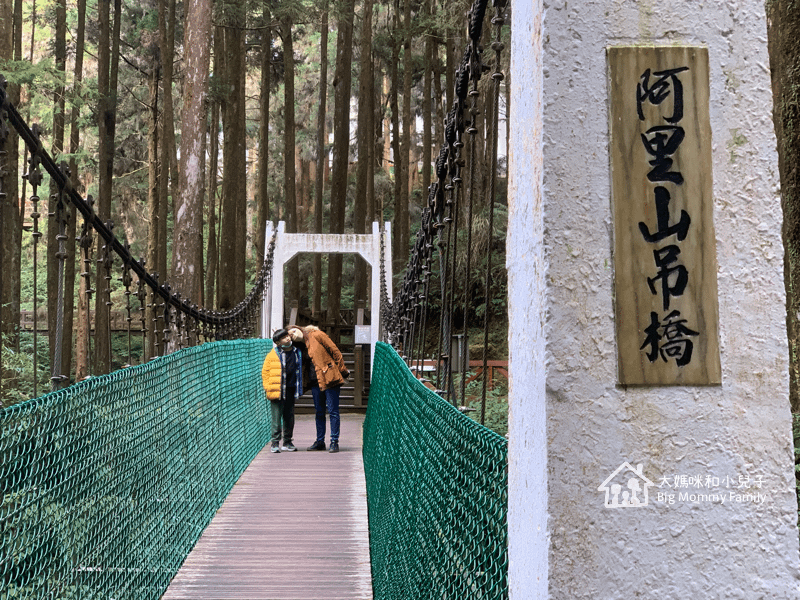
[513,0,800,597]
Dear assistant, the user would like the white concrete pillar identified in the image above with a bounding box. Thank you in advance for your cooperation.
[538,1,799,597]
[507,0,547,597]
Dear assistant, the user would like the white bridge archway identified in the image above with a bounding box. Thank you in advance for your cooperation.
[261,220,393,370]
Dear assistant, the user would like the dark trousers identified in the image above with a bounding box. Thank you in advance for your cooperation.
[311,385,341,442]
[270,396,295,443]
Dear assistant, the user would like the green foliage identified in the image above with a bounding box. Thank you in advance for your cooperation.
[1,332,50,409]
[0,59,65,92]
[452,370,509,438]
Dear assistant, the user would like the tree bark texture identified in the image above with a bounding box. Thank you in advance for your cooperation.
[327,0,355,334]
[255,4,272,268]
[94,0,113,373]
[172,0,212,308]
[218,10,247,310]
[0,0,16,399]
[313,4,329,318]
[156,0,175,288]
[767,0,800,412]
[158,0,178,217]
[206,93,219,310]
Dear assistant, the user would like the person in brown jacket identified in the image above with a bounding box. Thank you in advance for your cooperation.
[288,325,349,453]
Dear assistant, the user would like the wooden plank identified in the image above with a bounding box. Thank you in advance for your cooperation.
[161,414,373,600]
[609,46,721,385]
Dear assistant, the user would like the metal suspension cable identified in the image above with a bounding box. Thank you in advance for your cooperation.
[480,0,507,425]
[51,168,69,391]
[0,77,277,338]
[459,64,480,408]
[380,0,506,413]
[27,138,43,398]
[3,80,277,331]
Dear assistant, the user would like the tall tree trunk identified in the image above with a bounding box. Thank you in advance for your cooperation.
[767,1,800,411]
[95,0,115,373]
[367,58,376,223]
[446,27,455,114]
[0,0,18,401]
[327,0,355,337]
[145,57,160,360]
[218,4,247,310]
[400,0,412,244]
[206,90,219,309]
[255,3,271,268]
[158,0,178,219]
[65,0,85,377]
[432,39,443,152]
[157,0,175,288]
[69,0,92,381]
[382,72,391,174]
[313,3,328,318]
[374,61,385,220]
[213,28,224,307]
[282,15,300,309]
[171,0,212,311]
[390,0,403,278]
[353,0,374,306]
[422,0,433,197]
[47,0,67,383]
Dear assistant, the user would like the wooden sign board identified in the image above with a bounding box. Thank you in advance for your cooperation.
[609,46,721,385]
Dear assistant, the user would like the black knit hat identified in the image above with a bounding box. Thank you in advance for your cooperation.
[272,328,290,344]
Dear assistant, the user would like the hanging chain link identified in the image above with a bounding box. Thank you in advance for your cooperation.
[379,0,506,411]
[0,76,280,381]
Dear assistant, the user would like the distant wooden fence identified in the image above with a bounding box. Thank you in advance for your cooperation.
[410,359,509,391]
[20,310,142,333]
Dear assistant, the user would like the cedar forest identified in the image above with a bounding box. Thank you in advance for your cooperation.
[0,0,511,409]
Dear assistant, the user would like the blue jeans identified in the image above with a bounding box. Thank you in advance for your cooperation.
[311,385,340,442]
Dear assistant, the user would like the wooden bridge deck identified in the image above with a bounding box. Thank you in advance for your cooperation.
[162,413,373,600]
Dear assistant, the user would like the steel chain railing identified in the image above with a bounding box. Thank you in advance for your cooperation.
[379,0,508,413]
[0,83,277,392]
[369,0,509,595]
[0,337,272,599]
[363,342,508,599]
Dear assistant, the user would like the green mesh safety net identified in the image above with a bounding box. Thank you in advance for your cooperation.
[363,342,508,599]
[1,338,272,599]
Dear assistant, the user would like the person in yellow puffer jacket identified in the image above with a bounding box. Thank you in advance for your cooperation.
[262,328,303,453]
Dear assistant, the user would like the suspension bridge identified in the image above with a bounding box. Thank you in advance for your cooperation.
[7,0,795,597]
[0,0,510,596]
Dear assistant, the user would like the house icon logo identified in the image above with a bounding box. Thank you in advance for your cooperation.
[598,462,654,508]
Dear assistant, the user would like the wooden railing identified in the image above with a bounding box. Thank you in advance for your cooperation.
[20,310,142,332]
